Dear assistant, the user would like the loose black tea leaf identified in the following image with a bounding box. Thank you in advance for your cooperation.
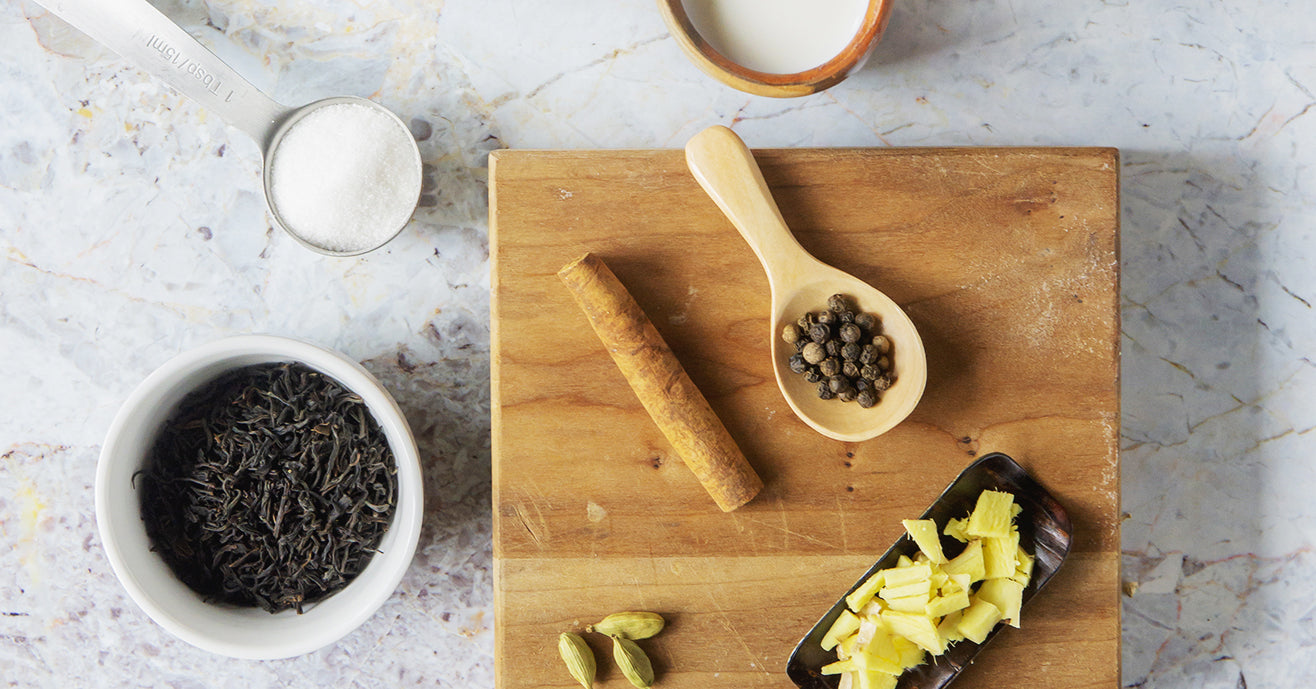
[138,362,397,614]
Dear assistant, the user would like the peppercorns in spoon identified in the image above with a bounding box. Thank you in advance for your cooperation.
[684,125,927,442]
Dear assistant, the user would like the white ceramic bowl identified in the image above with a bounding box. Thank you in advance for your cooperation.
[95,335,424,659]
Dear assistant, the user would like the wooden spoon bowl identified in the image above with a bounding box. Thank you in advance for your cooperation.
[657,0,894,98]
[685,126,926,442]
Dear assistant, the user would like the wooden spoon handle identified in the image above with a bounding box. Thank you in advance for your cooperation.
[685,126,813,288]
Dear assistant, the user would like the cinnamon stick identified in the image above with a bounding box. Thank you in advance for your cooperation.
[558,253,763,512]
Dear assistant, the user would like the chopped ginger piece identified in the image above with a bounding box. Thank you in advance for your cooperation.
[943,539,986,583]
[884,594,931,614]
[982,530,1020,579]
[881,563,931,588]
[882,611,943,655]
[936,610,965,645]
[891,635,927,669]
[944,517,970,542]
[903,519,947,563]
[846,571,886,612]
[880,579,931,601]
[966,490,1016,538]
[925,585,971,618]
[1012,545,1035,586]
[956,597,1003,643]
[823,610,861,651]
[822,659,855,675]
[977,578,1025,628]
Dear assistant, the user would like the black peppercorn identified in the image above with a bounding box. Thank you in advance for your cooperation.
[802,342,826,364]
[784,296,892,409]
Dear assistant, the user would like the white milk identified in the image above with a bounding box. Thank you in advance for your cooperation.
[682,0,870,75]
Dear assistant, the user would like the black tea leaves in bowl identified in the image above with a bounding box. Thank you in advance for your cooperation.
[137,361,397,614]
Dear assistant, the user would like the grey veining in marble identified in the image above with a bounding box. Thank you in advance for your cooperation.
[2,0,1314,686]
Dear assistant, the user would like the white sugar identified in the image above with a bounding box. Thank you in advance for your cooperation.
[268,101,421,254]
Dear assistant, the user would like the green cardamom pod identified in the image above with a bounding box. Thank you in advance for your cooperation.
[611,636,655,688]
[587,611,666,640]
[558,632,596,689]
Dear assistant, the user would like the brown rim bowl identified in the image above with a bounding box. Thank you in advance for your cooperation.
[657,0,894,98]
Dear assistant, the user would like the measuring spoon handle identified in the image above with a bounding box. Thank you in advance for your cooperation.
[685,125,818,289]
[34,0,290,150]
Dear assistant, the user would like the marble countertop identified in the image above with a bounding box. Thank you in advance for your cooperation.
[2,0,1312,686]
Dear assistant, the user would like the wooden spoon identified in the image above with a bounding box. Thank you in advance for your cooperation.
[684,125,926,442]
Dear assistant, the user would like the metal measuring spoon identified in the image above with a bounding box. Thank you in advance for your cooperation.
[34,0,422,256]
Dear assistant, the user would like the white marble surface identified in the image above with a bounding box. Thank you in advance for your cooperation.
[1,0,1313,686]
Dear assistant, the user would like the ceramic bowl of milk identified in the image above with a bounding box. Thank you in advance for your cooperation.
[658,0,892,98]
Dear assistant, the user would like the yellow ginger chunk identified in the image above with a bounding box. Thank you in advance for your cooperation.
[822,610,861,651]
[880,579,931,601]
[925,583,971,618]
[942,539,986,582]
[944,517,971,543]
[881,563,931,587]
[966,490,1016,538]
[956,597,1003,644]
[891,636,926,669]
[884,594,931,614]
[881,610,943,655]
[822,659,855,675]
[1012,545,1035,587]
[837,633,859,660]
[846,571,886,612]
[936,610,965,645]
[976,578,1025,628]
[895,554,914,568]
[853,636,903,676]
[982,530,1020,579]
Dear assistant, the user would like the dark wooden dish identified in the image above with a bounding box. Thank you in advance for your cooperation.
[785,452,1073,689]
[655,0,894,98]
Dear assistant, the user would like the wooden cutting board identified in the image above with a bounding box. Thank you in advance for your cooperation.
[489,146,1120,689]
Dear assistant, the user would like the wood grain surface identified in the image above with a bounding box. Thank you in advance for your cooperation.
[490,147,1120,689]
